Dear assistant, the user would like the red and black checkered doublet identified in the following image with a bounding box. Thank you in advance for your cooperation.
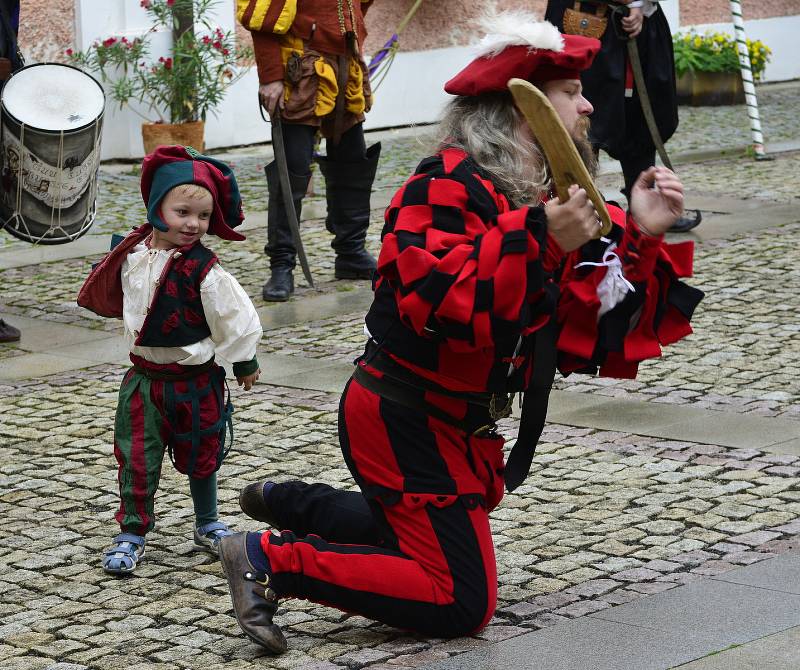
[366,147,702,389]
[366,148,559,394]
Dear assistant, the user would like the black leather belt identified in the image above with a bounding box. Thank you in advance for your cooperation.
[358,318,558,493]
[132,357,216,382]
[351,365,510,437]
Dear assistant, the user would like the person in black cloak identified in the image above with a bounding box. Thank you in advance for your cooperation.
[545,0,700,232]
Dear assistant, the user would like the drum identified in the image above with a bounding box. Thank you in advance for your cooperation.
[0,62,105,244]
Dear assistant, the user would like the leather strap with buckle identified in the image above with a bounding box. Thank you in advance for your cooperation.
[331,32,357,146]
[352,365,497,436]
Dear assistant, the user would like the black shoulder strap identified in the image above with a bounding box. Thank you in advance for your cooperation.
[503,315,559,492]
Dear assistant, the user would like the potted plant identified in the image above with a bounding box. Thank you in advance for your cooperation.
[67,0,252,153]
[672,30,771,106]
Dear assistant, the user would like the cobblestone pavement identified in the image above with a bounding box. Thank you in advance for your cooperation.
[2,84,800,669]
[2,149,800,415]
[0,81,797,252]
[257,219,800,419]
[2,368,799,670]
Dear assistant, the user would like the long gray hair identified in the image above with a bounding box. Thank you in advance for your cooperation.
[436,92,550,205]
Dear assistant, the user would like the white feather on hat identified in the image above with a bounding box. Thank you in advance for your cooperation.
[473,10,564,58]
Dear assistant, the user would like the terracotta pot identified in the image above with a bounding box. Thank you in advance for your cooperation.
[676,71,745,106]
[141,120,205,155]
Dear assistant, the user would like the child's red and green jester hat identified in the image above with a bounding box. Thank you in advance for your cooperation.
[140,144,246,241]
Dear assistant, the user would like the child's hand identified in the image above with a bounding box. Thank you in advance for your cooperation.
[236,368,260,391]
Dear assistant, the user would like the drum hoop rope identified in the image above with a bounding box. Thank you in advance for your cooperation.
[87,119,100,224]
[13,120,27,236]
[4,118,102,245]
[50,129,65,232]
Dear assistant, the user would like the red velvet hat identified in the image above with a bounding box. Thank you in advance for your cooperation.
[444,14,600,97]
[140,145,246,241]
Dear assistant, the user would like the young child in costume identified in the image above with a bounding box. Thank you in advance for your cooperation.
[78,145,262,575]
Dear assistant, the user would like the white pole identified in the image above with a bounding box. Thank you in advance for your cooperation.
[729,0,767,158]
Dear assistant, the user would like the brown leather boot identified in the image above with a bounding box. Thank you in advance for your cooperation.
[219,533,287,654]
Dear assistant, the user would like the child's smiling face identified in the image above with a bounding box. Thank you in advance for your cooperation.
[152,184,213,250]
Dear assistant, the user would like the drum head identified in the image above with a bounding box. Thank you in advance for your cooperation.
[2,63,105,132]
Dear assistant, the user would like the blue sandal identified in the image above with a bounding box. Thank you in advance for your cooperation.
[194,521,233,556]
[102,533,146,574]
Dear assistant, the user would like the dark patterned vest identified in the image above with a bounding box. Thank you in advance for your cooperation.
[135,242,218,347]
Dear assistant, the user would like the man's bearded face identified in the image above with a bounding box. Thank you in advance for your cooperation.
[537,79,598,178]
[572,115,598,178]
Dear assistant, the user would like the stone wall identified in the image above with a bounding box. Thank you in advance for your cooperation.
[680,0,800,26]
[235,1,800,54]
[18,0,73,64]
[363,0,548,53]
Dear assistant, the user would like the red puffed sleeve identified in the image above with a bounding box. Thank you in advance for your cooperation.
[556,206,703,378]
[376,164,554,353]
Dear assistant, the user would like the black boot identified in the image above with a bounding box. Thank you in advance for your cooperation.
[263,161,310,299]
[316,143,380,280]
[0,319,21,343]
[239,481,281,528]
[219,533,287,653]
[262,266,294,302]
[668,209,702,233]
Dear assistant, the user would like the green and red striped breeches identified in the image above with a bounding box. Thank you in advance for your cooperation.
[113,356,231,535]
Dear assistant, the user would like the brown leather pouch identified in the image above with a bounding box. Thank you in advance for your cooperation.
[563,2,608,39]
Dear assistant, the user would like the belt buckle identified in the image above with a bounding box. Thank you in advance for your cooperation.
[472,423,494,437]
[489,393,513,420]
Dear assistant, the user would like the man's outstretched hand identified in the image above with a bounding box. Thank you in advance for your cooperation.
[629,166,685,236]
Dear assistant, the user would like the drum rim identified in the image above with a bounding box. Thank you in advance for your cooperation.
[1,61,106,134]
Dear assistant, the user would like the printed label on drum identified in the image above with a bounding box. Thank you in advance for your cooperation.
[2,124,99,210]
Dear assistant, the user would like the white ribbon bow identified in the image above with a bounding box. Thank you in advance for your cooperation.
[574,241,635,318]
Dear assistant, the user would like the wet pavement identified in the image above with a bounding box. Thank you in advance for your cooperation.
[1,81,799,669]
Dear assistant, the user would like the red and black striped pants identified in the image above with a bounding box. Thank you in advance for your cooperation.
[257,374,507,637]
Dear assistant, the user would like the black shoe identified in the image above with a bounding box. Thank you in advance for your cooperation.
[239,481,280,528]
[669,210,702,233]
[334,250,376,280]
[219,533,287,654]
[262,267,294,302]
[0,319,21,343]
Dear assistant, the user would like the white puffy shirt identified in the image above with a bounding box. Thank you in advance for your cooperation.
[121,242,262,367]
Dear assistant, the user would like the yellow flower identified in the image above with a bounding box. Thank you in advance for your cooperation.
[694,36,702,48]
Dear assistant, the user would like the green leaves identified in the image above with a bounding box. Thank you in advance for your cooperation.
[67,0,253,124]
[672,31,772,81]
